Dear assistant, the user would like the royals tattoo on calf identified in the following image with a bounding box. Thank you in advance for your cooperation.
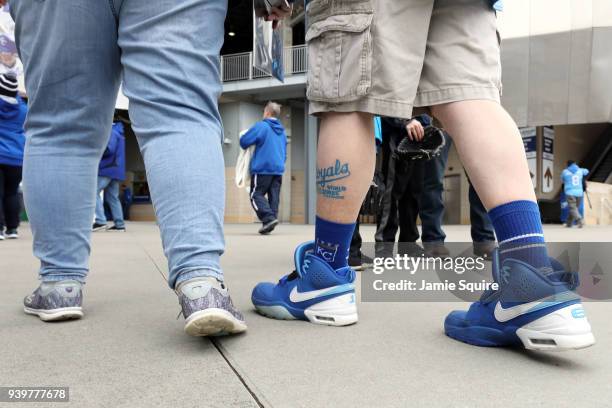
[317,159,350,199]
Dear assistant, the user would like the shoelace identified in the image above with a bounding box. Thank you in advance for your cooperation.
[279,258,311,285]
[174,282,228,320]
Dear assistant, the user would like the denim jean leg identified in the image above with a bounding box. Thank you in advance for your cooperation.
[468,182,496,242]
[118,0,228,288]
[95,176,112,225]
[420,133,451,243]
[11,1,122,282]
[105,180,125,228]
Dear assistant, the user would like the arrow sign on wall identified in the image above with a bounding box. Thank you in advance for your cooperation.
[544,167,553,188]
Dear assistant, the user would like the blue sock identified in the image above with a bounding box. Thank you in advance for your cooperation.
[488,200,552,272]
[314,216,356,270]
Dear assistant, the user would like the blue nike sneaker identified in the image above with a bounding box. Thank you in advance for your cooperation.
[252,241,358,326]
[445,251,595,351]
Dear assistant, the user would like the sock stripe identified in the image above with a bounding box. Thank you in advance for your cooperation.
[499,233,544,245]
[499,243,547,254]
[488,200,551,270]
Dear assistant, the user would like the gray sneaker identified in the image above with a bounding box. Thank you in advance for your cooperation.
[24,280,83,321]
[176,277,247,336]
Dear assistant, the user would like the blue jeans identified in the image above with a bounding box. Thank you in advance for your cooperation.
[95,177,125,228]
[12,0,227,288]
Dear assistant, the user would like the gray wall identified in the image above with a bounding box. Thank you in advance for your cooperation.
[501,28,612,126]
[291,107,305,170]
[498,0,612,126]
[220,102,265,166]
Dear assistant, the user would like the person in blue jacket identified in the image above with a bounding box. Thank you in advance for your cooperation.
[93,120,126,232]
[0,73,26,240]
[561,160,589,228]
[240,101,287,235]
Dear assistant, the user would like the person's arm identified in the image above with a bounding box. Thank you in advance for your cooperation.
[239,123,262,149]
[582,168,590,176]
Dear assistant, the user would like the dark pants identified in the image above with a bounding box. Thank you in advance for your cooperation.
[469,182,496,242]
[0,164,23,230]
[420,133,495,243]
[566,195,584,226]
[420,133,452,243]
[250,174,282,224]
[375,135,422,243]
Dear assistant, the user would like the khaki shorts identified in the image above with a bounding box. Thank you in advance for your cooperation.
[306,0,502,119]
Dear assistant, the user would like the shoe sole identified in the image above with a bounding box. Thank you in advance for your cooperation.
[254,293,358,327]
[92,226,107,232]
[445,304,596,351]
[184,308,247,337]
[24,306,83,322]
[6,236,18,239]
[259,220,279,235]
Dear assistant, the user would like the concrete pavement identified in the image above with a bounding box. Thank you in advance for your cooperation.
[1,223,611,408]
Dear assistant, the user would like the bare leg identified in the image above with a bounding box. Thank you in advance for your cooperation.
[317,112,376,223]
[431,100,536,209]
[432,99,551,270]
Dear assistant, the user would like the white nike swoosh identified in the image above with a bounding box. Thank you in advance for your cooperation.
[289,286,338,303]
[494,300,545,322]
[494,294,569,322]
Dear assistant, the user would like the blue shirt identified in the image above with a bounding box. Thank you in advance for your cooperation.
[240,118,288,175]
[99,122,126,181]
[561,163,589,197]
[374,116,382,145]
[0,96,27,167]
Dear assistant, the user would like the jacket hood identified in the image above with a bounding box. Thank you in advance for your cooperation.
[568,163,580,173]
[263,118,285,135]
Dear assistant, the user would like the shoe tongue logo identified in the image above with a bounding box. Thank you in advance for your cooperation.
[66,287,73,293]
[315,240,338,263]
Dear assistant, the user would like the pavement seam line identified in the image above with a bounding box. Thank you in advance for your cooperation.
[211,338,269,408]
[128,229,169,283]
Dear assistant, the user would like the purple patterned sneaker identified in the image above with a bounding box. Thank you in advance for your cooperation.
[176,277,247,336]
[24,280,83,321]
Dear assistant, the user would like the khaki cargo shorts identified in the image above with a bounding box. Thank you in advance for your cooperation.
[306,0,502,119]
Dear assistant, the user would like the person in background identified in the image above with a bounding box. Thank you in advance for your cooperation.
[562,160,589,228]
[0,34,22,77]
[374,116,424,257]
[0,73,26,240]
[406,115,497,258]
[93,119,126,232]
[240,101,288,235]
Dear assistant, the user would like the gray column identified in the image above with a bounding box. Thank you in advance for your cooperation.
[304,103,318,224]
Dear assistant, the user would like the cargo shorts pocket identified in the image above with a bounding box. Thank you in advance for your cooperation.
[305,0,374,104]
